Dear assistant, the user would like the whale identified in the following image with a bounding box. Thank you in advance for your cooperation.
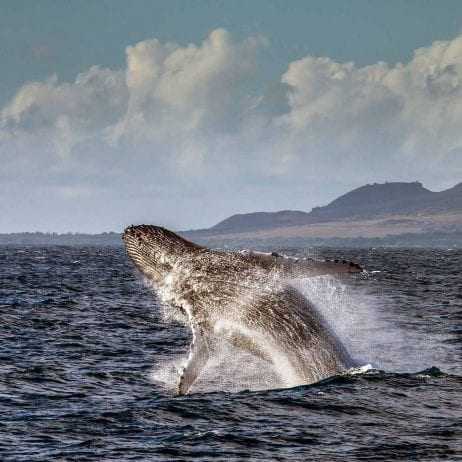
[123,225,363,394]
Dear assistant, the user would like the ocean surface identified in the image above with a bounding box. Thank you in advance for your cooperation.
[1,245,461,461]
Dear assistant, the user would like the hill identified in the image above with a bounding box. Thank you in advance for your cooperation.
[183,181,462,239]
[206,210,314,234]
[309,181,462,221]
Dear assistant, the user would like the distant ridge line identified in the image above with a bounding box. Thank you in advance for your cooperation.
[1,181,461,247]
[182,181,462,236]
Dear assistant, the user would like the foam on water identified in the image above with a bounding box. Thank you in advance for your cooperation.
[346,364,375,375]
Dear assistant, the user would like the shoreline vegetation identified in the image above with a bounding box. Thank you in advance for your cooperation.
[1,230,461,248]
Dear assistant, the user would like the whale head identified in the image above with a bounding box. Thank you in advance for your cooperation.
[123,225,203,285]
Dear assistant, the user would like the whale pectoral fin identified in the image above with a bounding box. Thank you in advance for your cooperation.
[177,324,209,395]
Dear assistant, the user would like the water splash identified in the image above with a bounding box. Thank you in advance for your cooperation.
[150,339,284,393]
[148,247,441,394]
[292,275,385,367]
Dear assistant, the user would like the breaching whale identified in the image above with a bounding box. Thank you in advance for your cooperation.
[123,225,363,394]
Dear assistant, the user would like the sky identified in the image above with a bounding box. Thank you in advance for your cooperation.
[1,0,462,233]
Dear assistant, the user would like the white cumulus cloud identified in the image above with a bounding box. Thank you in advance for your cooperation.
[277,35,462,177]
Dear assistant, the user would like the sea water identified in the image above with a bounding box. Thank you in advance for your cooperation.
[1,246,460,460]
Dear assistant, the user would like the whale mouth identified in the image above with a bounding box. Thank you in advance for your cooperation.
[124,224,162,240]
[123,225,168,253]
[123,225,165,277]
[123,225,190,282]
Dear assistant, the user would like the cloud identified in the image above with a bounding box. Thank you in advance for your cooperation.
[277,35,462,176]
[1,29,461,231]
[124,28,261,127]
[1,29,267,178]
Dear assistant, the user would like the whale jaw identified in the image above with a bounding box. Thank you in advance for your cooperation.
[123,225,204,285]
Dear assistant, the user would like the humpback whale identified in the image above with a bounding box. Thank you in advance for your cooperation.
[123,225,363,394]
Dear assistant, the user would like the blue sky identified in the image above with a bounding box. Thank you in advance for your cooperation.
[1,0,462,232]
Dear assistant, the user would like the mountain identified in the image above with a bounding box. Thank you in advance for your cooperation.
[309,181,462,221]
[207,210,313,234]
[183,181,462,238]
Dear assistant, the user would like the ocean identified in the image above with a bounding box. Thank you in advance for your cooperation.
[1,246,461,461]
